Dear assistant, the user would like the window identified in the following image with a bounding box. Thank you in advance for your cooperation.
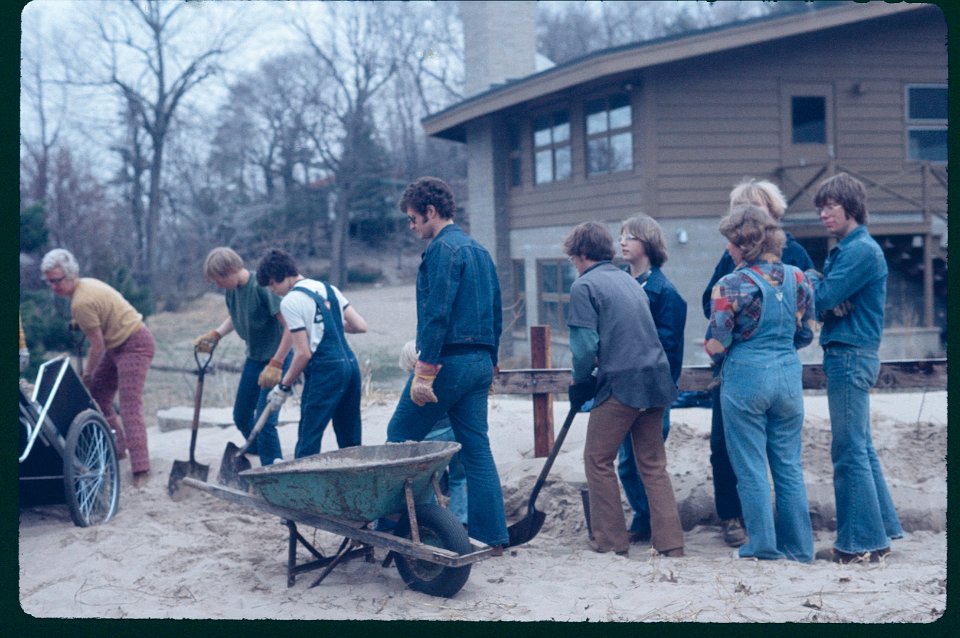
[533,111,571,184]
[508,125,522,188]
[538,259,577,334]
[791,96,826,144]
[508,260,526,333]
[585,94,633,175]
[906,85,947,162]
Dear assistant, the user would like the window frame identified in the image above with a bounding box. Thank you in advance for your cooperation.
[584,93,634,177]
[532,110,572,186]
[905,83,947,164]
[536,258,577,336]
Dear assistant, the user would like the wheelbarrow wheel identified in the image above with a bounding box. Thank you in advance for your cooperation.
[63,409,120,527]
[393,503,472,598]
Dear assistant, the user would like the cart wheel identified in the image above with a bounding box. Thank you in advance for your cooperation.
[393,503,472,598]
[63,409,120,527]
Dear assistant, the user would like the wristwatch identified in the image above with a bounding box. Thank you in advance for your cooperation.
[278,383,292,393]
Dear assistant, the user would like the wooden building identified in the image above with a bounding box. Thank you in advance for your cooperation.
[425,2,947,366]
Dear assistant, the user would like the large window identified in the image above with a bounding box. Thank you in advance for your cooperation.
[533,111,571,184]
[537,259,577,334]
[791,96,826,144]
[585,94,633,175]
[906,84,947,162]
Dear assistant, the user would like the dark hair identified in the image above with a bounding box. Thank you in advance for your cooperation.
[398,176,456,220]
[814,172,867,225]
[719,204,785,262]
[563,222,615,262]
[255,248,299,286]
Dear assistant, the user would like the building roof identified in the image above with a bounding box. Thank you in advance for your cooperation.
[423,2,931,142]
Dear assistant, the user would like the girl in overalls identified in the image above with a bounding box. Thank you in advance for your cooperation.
[705,205,817,562]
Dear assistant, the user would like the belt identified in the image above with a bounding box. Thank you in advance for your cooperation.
[440,343,492,357]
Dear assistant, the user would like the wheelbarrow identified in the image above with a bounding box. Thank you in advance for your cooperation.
[184,441,496,598]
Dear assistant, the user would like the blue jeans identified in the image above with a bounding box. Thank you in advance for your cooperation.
[387,350,508,547]
[424,420,468,525]
[234,354,290,466]
[721,356,813,562]
[823,346,903,553]
[617,408,670,536]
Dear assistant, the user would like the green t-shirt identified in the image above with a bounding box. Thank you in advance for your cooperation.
[225,275,283,362]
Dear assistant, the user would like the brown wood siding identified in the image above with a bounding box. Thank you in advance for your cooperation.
[503,8,945,229]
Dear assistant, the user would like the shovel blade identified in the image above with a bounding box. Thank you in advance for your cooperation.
[217,442,253,491]
[168,460,210,499]
[506,509,546,547]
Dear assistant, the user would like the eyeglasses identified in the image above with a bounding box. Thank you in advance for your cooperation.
[406,215,418,224]
[45,275,67,286]
[818,202,844,214]
[620,234,640,242]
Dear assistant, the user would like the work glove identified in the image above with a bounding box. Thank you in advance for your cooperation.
[568,377,597,412]
[267,383,292,409]
[19,348,29,372]
[193,329,220,353]
[258,359,283,389]
[410,360,441,407]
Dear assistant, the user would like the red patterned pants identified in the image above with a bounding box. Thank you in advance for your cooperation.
[90,327,156,474]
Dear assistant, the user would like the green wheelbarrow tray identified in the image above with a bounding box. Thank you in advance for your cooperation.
[239,441,461,523]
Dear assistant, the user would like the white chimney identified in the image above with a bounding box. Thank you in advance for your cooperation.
[461,1,537,97]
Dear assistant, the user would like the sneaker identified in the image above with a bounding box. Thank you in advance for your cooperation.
[721,518,747,547]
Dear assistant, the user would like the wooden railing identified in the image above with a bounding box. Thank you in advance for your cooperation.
[494,327,947,457]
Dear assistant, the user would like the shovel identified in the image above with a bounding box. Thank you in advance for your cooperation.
[168,347,215,498]
[217,400,278,491]
[507,404,580,547]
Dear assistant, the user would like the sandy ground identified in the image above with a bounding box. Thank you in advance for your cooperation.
[17,286,949,624]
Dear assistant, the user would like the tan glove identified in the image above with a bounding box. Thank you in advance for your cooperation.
[193,329,221,353]
[258,359,283,389]
[410,360,441,407]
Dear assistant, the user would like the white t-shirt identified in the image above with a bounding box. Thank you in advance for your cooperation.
[279,278,350,355]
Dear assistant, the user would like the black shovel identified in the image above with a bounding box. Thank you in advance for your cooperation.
[168,347,214,498]
[507,404,580,547]
[217,400,277,491]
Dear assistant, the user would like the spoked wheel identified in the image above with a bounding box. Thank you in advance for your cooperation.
[63,409,120,527]
[393,503,472,598]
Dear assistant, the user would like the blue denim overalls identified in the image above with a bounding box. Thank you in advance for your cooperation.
[720,265,813,562]
[291,284,362,458]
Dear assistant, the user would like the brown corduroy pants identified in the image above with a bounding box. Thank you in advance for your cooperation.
[584,396,684,553]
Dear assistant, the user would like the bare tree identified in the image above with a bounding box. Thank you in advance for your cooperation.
[89,0,244,296]
[293,2,426,289]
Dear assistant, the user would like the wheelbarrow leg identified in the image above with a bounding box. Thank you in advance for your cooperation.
[285,519,328,587]
[383,477,424,569]
[309,537,352,588]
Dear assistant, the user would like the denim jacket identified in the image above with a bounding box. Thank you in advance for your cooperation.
[810,225,887,351]
[416,223,502,366]
[625,266,687,384]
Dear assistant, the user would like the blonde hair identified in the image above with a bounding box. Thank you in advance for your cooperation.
[729,179,787,221]
[620,214,669,268]
[719,204,785,262]
[202,247,244,281]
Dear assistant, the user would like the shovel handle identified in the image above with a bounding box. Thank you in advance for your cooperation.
[237,401,277,456]
[526,404,580,510]
[188,345,216,463]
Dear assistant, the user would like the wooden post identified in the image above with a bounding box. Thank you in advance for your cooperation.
[530,326,554,458]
